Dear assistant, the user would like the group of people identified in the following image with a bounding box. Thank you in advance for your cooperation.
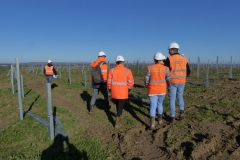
[90,42,190,129]
[43,42,190,129]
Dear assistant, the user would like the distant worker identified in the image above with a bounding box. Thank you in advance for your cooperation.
[43,60,58,83]
[107,55,134,128]
[89,51,111,114]
[165,42,190,122]
[145,52,171,129]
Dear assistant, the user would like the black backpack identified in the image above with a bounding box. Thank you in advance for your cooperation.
[92,61,106,84]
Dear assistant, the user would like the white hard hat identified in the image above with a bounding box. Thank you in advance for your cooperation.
[48,60,52,63]
[116,55,125,62]
[168,42,180,49]
[98,51,106,56]
[154,52,166,60]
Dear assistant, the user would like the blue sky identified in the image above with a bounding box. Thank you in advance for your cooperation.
[0,0,239,64]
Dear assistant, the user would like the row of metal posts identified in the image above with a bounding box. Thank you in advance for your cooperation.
[13,58,67,140]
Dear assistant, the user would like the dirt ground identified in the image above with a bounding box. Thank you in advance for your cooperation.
[10,69,240,160]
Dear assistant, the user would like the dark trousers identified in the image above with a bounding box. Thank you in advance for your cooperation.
[90,83,109,106]
[115,99,126,117]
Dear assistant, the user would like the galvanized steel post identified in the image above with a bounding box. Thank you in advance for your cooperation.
[21,75,24,98]
[46,83,54,140]
[16,58,23,120]
[84,70,87,87]
[11,65,14,94]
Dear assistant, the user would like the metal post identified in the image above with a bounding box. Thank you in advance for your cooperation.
[21,75,24,98]
[11,65,15,94]
[16,58,23,120]
[84,70,87,87]
[46,83,54,140]
[205,66,209,87]
[216,56,218,73]
[197,56,200,78]
[136,60,139,73]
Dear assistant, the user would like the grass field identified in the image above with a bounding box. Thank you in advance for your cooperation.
[1,64,240,159]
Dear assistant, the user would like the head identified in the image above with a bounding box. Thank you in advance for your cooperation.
[98,51,106,58]
[48,60,52,63]
[154,52,165,64]
[115,55,125,65]
[168,42,179,55]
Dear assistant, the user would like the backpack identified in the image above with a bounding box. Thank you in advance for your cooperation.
[92,61,106,84]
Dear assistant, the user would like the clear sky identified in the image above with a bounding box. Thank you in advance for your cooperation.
[1,0,239,64]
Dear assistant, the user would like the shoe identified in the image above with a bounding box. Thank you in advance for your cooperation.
[157,114,163,124]
[115,117,121,128]
[179,110,185,120]
[150,116,155,130]
[170,117,175,123]
[89,105,94,114]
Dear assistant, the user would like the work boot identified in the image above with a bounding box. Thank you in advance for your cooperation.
[89,105,94,114]
[157,114,163,124]
[170,117,175,123]
[115,116,121,128]
[105,101,111,110]
[179,110,185,120]
[150,116,155,130]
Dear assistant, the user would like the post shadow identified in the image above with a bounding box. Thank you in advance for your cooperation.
[41,134,88,160]
[23,95,40,117]
[24,89,32,97]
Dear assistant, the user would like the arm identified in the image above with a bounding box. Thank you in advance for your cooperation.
[107,69,112,90]
[127,69,134,89]
[186,62,190,77]
[165,67,171,83]
[144,66,150,87]
[53,67,57,75]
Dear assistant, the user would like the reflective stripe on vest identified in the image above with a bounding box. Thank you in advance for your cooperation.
[100,62,107,73]
[111,68,129,86]
[149,65,166,84]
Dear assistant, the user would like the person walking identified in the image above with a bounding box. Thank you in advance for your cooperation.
[89,51,111,114]
[145,52,171,129]
[107,55,134,128]
[165,42,190,122]
[43,60,58,83]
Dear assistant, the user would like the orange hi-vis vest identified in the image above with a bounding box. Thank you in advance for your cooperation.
[107,64,134,99]
[168,54,188,84]
[45,65,54,75]
[147,63,169,95]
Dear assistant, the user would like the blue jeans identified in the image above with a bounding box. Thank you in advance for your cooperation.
[46,76,53,83]
[168,83,185,117]
[149,95,165,117]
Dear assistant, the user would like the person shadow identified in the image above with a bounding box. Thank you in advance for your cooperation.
[79,91,115,127]
[95,98,116,127]
[79,91,91,111]
[124,99,149,129]
[41,134,88,160]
